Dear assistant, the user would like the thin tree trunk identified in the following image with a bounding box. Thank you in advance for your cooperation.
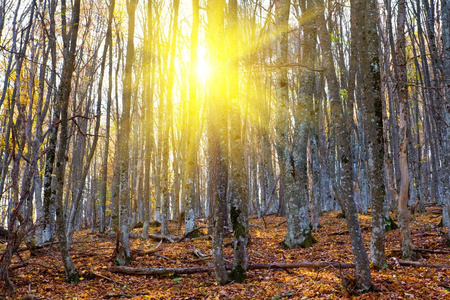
[42,0,58,244]
[440,0,450,242]
[395,0,416,260]
[160,0,180,236]
[183,0,200,235]
[228,0,250,283]
[67,40,109,246]
[110,35,122,230]
[115,0,138,266]
[315,1,372,291]
[53,0,82,283]
[142,0,154,240]
[33,4,53,244]
[100,0,115,234]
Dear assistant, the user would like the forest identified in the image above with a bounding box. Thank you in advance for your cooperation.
[0,0,449,298]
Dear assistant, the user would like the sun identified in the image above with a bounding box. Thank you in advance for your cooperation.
[196,58,211,81]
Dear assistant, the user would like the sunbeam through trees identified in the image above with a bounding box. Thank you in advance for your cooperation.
[0,0,449,298]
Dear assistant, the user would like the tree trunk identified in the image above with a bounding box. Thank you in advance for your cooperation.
[160,0,180,236]
[115,0,138,266]
[351,0,387,268]
[53,0,82,283]
[440,0,450,242]
[274,0,314,250]
[292,0,317,245]
[228,0,250,283]
[33,6,53,245]
[141,0,154,240]
[395,0,416,260]
[100,0,115,234]
[208,0,229,285]
[183,0,200,234]
[315,1,372,291]
[42,0,58,244]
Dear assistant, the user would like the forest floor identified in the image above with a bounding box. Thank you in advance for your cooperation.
[2,207,450,299]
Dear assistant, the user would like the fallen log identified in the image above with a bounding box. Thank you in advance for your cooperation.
[328,230,349,236]
[388,248,450,255]
[180,226,210,241]
[414,248,450,254]
[107,261,355,275]
[413,232,442,237]
[107,259,450,276]
[148,234,181,243]
[397,260,450,269]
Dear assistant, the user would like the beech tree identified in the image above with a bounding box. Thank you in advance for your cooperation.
[51,0,82,283]
[350,0,387,268]
[115,0,138,266]
[228,0,250,283]
[274,0,315,250]
[315,0,372,291]
[183,0,200,235]
[440,0,450,241]
[207,0,229,285]
[395,0,415,260]
[0,0,449,295]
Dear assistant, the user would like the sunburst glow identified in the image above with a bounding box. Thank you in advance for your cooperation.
[196,58,211,81]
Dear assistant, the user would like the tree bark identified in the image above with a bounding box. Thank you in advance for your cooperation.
[395,0,416,260]
[41,0,58,245]
[115,0,138,266]
[100,0,115,234]
[274,0,314,250]
[440,0,450,241]
[183,0,200,235]
[228,0,250,283]
[351,0,387,268]
[207,0,229,285]
[315,1,372,291]
[53,0,82,284]
[33,3,54,244]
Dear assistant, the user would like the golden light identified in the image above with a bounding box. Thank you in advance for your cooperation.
[196,58,211,81]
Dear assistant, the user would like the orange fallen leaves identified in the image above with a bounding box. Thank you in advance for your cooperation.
[1,207,449,299]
